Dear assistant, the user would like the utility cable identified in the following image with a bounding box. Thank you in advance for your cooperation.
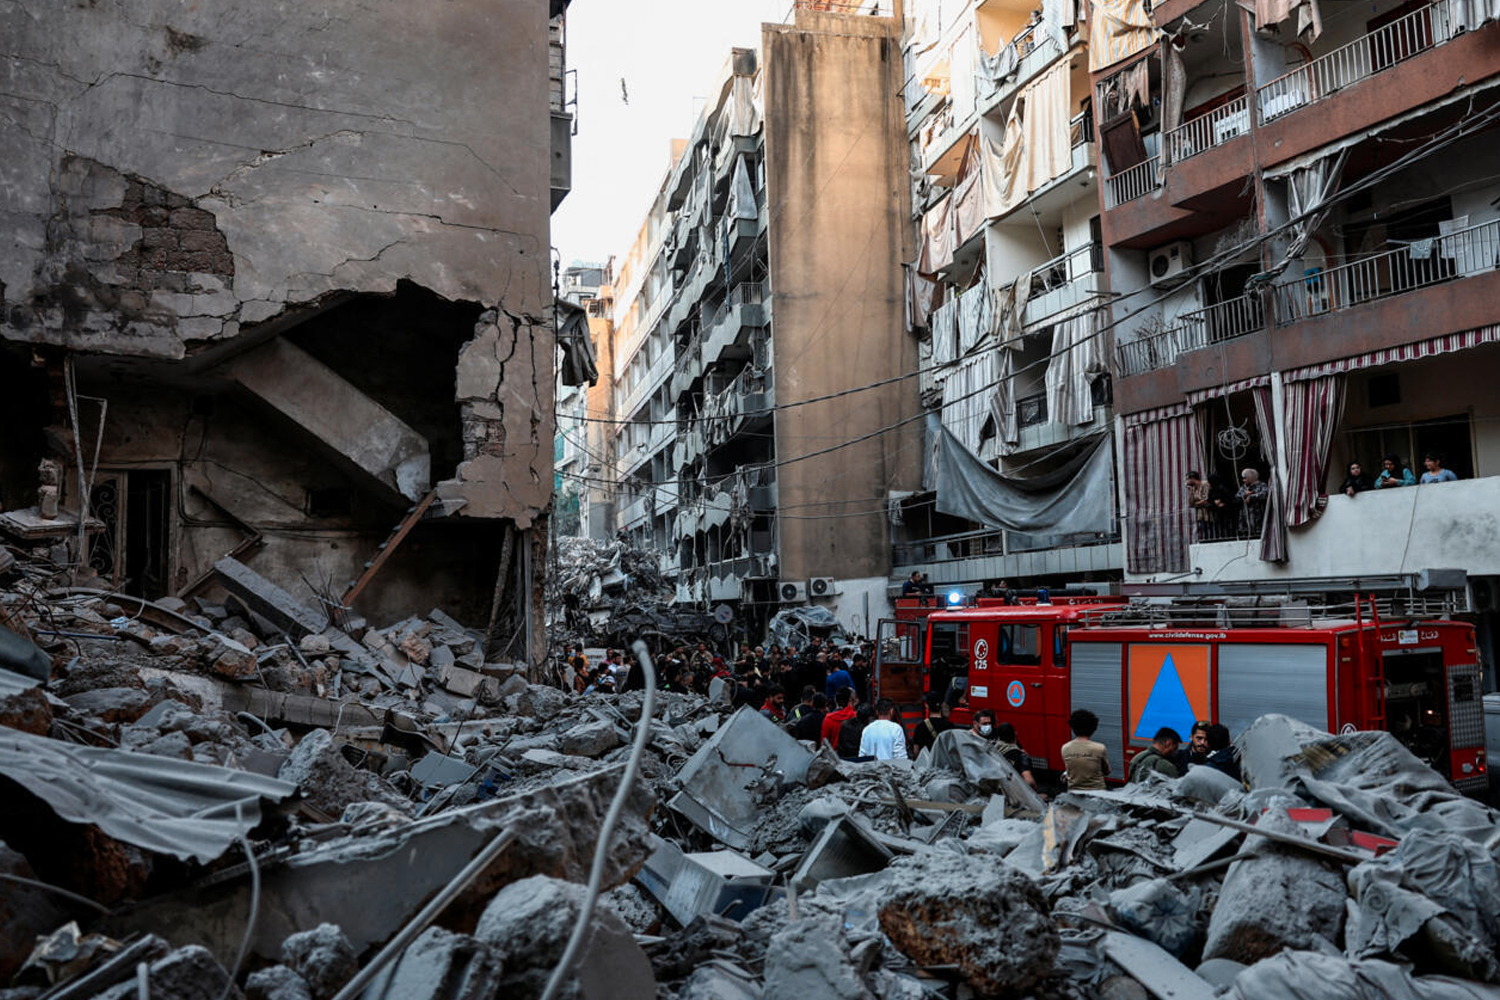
[539,639,659,1000]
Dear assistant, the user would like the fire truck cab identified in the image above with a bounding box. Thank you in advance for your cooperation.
[874,597,1124,768]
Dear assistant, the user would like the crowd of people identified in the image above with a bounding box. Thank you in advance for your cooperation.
[562,640,1247,789]
[1187,450,1461,542]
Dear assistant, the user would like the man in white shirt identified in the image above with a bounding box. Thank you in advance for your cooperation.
[859,698,909,761]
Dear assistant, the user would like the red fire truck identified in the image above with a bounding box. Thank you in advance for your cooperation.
[875,590,1486,792]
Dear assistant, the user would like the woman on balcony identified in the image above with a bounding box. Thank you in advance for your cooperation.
[1340,461,1373,497]
[1375,454,1417,489]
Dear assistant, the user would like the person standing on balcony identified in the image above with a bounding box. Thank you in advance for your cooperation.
[1340,461,1373,497]
[1186,470,1213,540]
[1236,469,1269,537]
[1420,452,1459,484]
[1376,453,1416,488]
[1208,474,1237,540]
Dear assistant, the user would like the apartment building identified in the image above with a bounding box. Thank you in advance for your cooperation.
[894,0,1126,597]
[554,262,611,538]
[1095,0,1500,663]
[597,7,920,635]
[0,0,574,661]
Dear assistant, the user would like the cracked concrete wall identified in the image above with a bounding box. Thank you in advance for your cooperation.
[1,0,556,526]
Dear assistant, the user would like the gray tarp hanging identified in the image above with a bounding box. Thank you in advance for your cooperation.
[932,415,1112,534]
[555,297,597,387]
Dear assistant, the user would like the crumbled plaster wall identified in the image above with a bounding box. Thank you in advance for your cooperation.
[0,0,556,524]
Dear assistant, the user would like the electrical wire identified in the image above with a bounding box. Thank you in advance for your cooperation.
[567,93,1500,504]
[539,639,659,1000]
[217,828,261,1000]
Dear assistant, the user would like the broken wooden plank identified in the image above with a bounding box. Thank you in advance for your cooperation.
[343,489,438,607]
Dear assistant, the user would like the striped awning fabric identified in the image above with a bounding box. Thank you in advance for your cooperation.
[1185,375,1271,406]
[1285,324,1500,382]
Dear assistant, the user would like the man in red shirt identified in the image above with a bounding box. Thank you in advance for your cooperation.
[819,688,858,748]
[759,684,787,722]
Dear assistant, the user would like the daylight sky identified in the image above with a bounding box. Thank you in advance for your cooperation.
[549,0,788,273]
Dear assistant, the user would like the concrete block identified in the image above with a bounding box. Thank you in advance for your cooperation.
[213,558,328,638]
[556,719,622,758]
[359,926,503,1000]
[475,875,656,1000]
[635,835,779,926]
[280,923,356,1000]
[791,814,892,893]
[245,965,313,1000]
[879,850,1058,997]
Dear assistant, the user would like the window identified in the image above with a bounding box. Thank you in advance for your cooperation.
[1346,413,1473,481]
[1054,626,1070,668]
[996,624,1041,665]
[929,622,970,705]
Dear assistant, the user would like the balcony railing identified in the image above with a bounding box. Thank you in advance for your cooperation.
[1272,217,1500,323]
[1169,293,1266,353]
[1115,292,1265,376]
[1021,243,1106,328]
[1017,392,1047,428]
[1256,0,1459,125]
[1105,155,1161,208]
[1163,93,1249,164]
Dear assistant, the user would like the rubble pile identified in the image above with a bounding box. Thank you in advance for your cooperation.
[6,539,1500,999]
[548,536,727,652]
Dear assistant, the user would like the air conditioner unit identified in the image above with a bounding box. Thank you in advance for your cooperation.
[778,580,808,603]
[808,576,839,598]
[1149,241,1194,287]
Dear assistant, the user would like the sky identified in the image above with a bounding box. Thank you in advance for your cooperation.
[550,0,787,273]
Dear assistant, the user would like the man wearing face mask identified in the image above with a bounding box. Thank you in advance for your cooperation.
[970,708,998,740]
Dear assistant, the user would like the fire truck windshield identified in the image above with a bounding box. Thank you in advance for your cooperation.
[929,621,968,706]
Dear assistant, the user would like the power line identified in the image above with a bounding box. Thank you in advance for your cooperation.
[565,91,1500,524]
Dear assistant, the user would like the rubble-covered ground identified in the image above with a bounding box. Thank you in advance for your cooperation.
[5,548,1500,999]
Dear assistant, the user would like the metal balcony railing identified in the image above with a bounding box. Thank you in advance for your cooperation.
[1272,217,1500,323]
[1021,243,1106,328]
[1256,1,1457,124]
[1163,93,1249,163]
[1169,293,1266,353]
[1105,155,1161,207]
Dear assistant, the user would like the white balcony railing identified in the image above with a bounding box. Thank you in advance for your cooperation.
[1256,0,1461,125]
[1114,293,1265,376]
[1105,155,1161,207]
[1272,217,1500,323]
[1021,244,1106,328]
[1163,93,1249,164]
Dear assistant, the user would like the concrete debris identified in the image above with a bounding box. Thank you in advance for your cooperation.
[878,850,1059,996]
[279,923,356,999]
[6,537,1500,1000]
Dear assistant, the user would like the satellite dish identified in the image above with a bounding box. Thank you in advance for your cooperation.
[713,604,734,624]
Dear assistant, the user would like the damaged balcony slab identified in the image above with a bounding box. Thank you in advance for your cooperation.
[213,557,329,639]
[223,336,431,503]
[102,763,655,970]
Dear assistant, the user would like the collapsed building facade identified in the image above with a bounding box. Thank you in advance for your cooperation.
[0,0,573,660]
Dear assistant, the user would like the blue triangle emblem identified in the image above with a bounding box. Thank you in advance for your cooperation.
[1134,654,1197,740]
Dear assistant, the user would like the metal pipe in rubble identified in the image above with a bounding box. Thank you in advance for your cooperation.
[538,639,658,1000]
[329,826,518,1000]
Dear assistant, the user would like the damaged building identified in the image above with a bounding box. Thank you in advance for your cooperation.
[0,0,576,660]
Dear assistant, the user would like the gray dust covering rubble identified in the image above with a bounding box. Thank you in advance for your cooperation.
[7,514,1500,1000]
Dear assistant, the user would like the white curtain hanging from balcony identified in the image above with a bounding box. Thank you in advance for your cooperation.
[1272,147,1348,278]
[930,295,960,367]
[1253,0,1323,43]
[919,196,955,272]
[981,61,1072,219]
[1045,307,1105,427]
[729,155,757,221]
[956,279,995,358]
[1449,0,1500,32]
[1088,0,1156,73]
[941,349,995,454]
[727,74,761,138]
